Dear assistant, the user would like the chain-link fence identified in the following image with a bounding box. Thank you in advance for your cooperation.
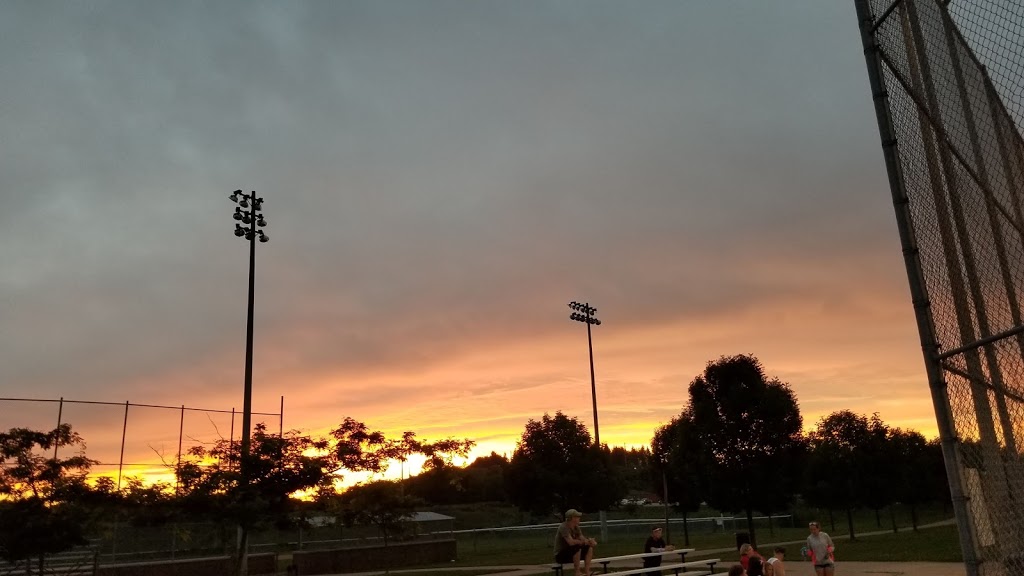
[0,396,290,573]
[854,1,1024,575]
[0,396,284,488]
[82,516,449,563]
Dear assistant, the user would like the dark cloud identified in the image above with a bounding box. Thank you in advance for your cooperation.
[0,1,908,420]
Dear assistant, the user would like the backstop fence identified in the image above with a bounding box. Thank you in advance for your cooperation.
[853,1,1024,575]
[0,396,284,488]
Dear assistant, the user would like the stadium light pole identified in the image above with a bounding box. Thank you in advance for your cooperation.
[568,300,608,541]
[569,301,602,446]
[228,189,268,576]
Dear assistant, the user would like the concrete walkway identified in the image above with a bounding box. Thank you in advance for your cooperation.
[329,562,965,576]
[807,562,965,576]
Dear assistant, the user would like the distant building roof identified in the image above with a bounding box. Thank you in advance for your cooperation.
[412,511,455,522]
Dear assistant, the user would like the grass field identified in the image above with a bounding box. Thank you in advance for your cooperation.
[446,503,961,567]
[826,524,962,562]
[86,502,962,567]
[451,527,961,567]
[273,521,962,576]
[428,501,953,532]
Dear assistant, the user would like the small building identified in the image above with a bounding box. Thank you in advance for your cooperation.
[404,511,455,541]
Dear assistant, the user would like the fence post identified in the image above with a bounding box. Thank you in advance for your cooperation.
[117,401,129,490]
[176,405,185,493]
[53,396,64,459]
[230,407,236,471]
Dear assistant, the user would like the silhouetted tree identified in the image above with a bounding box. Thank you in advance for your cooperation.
[463,452,509,502]
[176,417,471,576]
[890,429,945,530]
[925,438,952,511]
[378,430,474,480]
[610,446,653,497]
[0,425,96,574]
[859,416,895,529]
[175,423,334,529]
[687,354,804,548]
[337,479,421,566]
[805,410,888,540]
[506,412,623,517]
[651,412,704,545]
[405,462,464,504]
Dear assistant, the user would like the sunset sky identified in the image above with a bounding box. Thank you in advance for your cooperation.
[0,1,940,484]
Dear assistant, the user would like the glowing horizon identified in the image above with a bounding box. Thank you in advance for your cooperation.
[0,2,944,493]
[5,291,944,490]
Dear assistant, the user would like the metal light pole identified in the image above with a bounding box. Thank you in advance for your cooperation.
[568,300,608,542]
[228,189,268,576]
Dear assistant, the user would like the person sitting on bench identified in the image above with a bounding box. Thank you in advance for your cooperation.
[554,509,598,576]
[642,526,675,576]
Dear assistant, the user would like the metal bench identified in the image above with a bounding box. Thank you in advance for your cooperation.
[599,559,721,576]
[551,556,717,576]
[592,563,705,576]
[594,549,696,572]
[551,548,697,576]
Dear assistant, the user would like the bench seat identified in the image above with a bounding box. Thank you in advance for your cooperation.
[551,548,698,575]
[551,558,719,576]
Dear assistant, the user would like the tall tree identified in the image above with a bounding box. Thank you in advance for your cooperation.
[0,425,96,574]
[330,417,393,474]
[687,354,804,548]
[416,436,476,471]
[805,410,888,540]
[506,412,623,517]
[651,412,704,545]
[890,428,945,530]
[860,416,896,529]
[462,452,509,503]
[176,416,471,576]
[609,446,652,496]
[404,462,464,505]
[176,422,335,527]
[385,431,475,503]
[336,479,422,571]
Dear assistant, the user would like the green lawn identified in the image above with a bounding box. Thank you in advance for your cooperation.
[445,523,961,573]
[654,524,961,565]
[445,503,962,567]
[86,502,963,567]
[823,524,962,562]
[430,501,954,534]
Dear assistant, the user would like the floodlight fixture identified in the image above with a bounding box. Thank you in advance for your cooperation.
[226,189,270,574]
[567,299,607,541]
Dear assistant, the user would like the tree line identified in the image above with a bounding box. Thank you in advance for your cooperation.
[653,355,949,547]
[0,418,473,573]
[1,354,951,570]
[398,355,950,549]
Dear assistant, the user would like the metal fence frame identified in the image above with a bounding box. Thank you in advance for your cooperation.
[854,1,1024,575]
[0,396,284,489]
